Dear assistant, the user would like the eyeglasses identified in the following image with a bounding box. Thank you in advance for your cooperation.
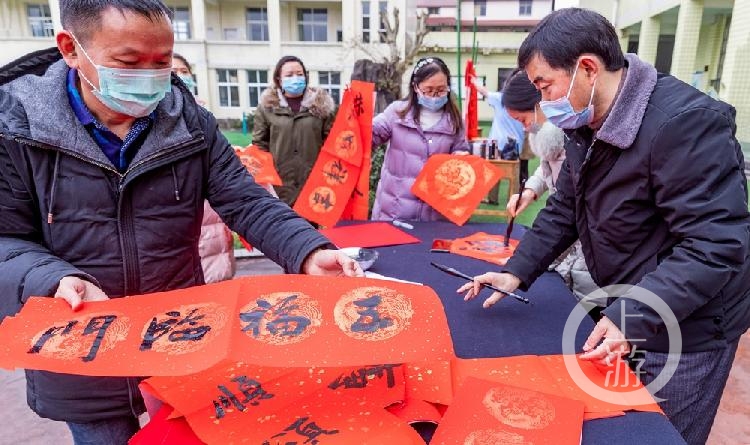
[417,87,451,98]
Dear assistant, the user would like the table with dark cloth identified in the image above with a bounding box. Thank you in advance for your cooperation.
[363,221,686,445]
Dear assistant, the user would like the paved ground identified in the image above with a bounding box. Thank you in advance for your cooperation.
[0,256,747,444]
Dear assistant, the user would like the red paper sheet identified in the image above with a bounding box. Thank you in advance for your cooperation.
[539,355,662,418]
[386,398,444,425]
[0,279,242,376]
[0,276,454,375]
[294,150,362,227]
[233,144,283,186]
[453,355,661,420]
[294,85,370,227]
[464,60,480,140]
[340,81,376,221]
[404,361,453,406]
[411,154,502,226]
[142,359,406,423]
[129,404,205,445]
[185,390,424,445]
[319,222,421,248]
[431,377,585,445]
[450,232,520,266]
[229,275,455,367]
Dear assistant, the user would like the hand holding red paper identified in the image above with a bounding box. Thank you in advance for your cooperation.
[580,315,632,366]
[302,248,365,277]
[55,276,109,311]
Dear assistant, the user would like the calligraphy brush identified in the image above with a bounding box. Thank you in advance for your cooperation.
[504,178,527,247]
[430,262,531,304]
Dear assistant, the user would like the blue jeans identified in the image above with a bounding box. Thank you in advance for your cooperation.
[66,416,140,445]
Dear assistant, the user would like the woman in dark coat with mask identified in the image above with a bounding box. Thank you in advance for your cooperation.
[253,56,336,206]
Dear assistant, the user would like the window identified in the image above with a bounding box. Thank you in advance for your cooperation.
[217,69,240,107]
[297,8,327,42]
[362,1,371,43]
[170,6,191,40]
[247,70,268,108]
[27,4,53,37]
[318,71,341,104]
[223,28,240,41]
[427,7,439,15]
[475,0,487,16]
[378,1,387,43]
[519,0,532,16]
[246,7,269,41]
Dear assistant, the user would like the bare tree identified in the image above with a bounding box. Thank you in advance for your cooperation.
[350,7,431,107]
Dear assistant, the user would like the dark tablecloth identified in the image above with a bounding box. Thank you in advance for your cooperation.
[365,221,686,445]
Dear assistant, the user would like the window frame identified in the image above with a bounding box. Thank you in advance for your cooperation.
[246,7,269,41]
[217,69,240,108]
[169,6,192,40]
[519,0,532,16]
[378,1,388,43]
[318,71,342,104]
[27,4,54,37]
[297,8,328,42]
[247,69,269,108]
[361,1,371,43]
[475,0,487,17]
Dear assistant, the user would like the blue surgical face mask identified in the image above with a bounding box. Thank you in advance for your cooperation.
[71,32,172,117]
[417,93,448,111]
[178,74,196,92]
[539,62,597,130]
[281,76,306,96]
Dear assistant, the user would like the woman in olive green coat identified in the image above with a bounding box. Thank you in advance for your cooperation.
[253,56,336,206]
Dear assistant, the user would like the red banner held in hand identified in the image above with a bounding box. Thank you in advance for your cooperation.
[464,60,480,140]
[233,144,283,186]
[0,276,454,376]
[294,81,375,226]
[341,81,375,221]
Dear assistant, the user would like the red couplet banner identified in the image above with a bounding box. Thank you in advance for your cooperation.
[0,276,454,376]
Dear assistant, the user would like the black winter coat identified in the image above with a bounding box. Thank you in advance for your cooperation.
[0,51,331,422]
[504,54,750,353]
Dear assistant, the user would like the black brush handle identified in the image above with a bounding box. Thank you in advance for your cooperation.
[504,178,527,247]
[430,262,531,304]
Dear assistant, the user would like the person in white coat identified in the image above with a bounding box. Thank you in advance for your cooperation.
[501,69,602,310]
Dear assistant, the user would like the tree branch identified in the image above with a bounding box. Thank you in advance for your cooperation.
[404,10,430,63]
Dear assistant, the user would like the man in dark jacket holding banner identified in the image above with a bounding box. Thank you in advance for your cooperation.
[0,1,361,443]
[460,8,750,444]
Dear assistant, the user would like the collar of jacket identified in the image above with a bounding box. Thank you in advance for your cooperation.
[259,85,335,120]
[395,101,458,136]
[581,53,658,150]
[0,59,198,172]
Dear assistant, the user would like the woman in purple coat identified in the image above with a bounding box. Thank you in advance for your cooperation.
[371,57,470,221]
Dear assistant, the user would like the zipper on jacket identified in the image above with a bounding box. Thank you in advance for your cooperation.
[120,136,206,191]
[13,133,205,297]
[117,136,206,295]
[12,135,123,177]
[576,137,598,189]
[117,175,141,296]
